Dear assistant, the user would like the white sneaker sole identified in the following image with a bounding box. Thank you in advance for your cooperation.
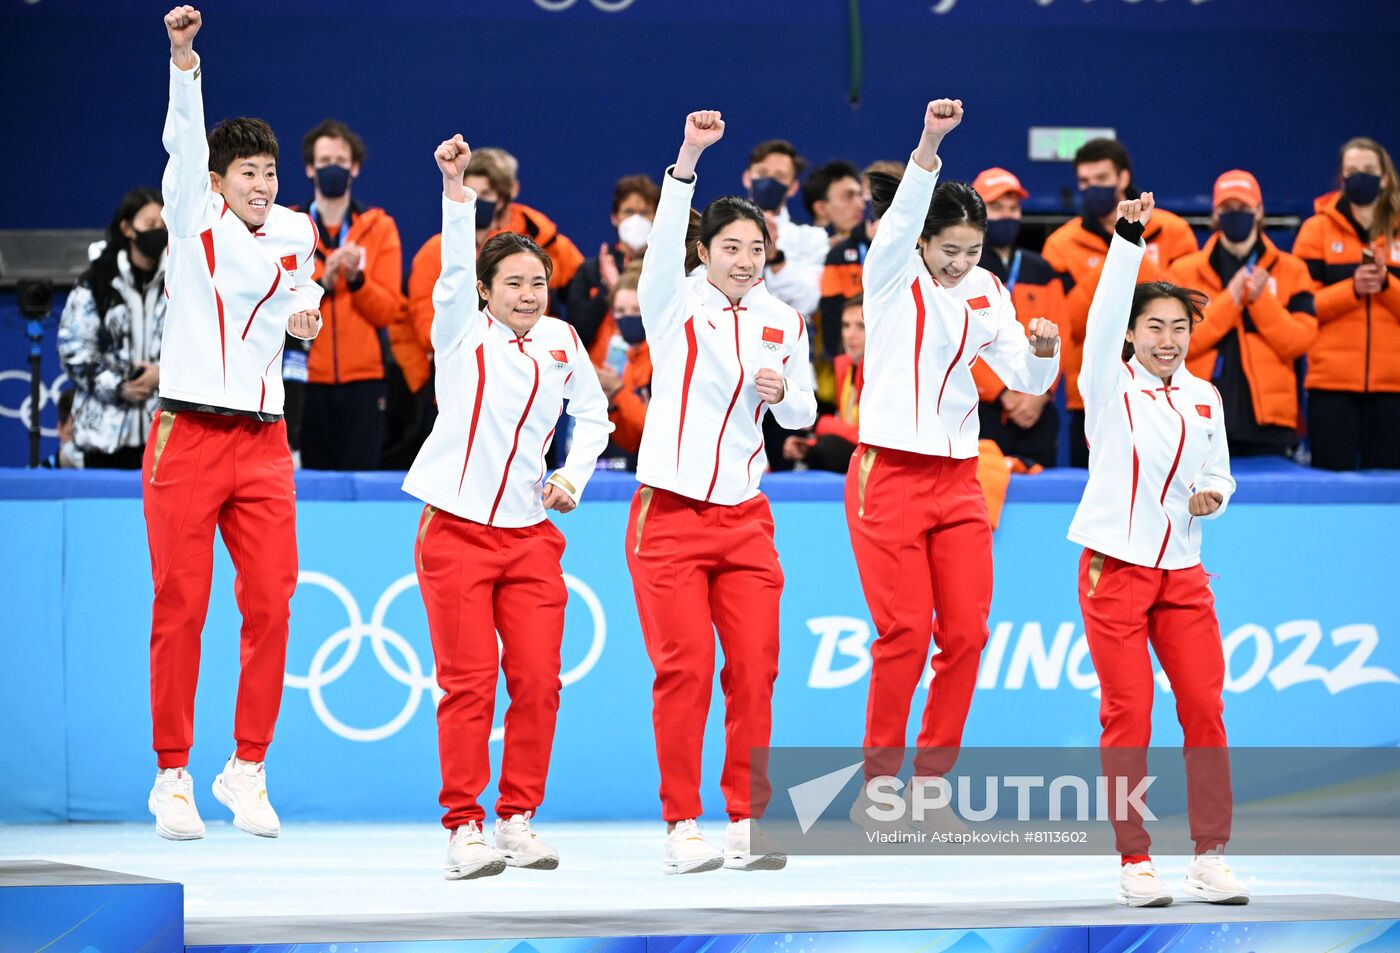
[211,774,280,838]
[723,851,787,871]
[1116,890,1174,907]
[1184,878,1250,904]
[663,855,724,875]
[501,851,559,870]
[445,858,507,880]
[147,793,204,841]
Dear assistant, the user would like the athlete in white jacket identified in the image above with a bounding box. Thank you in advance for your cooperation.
[629,111,816,875]
[145,5,323,845]
[846,99,1060,794]
[407,135,612,881]
[1070,194,1245,909]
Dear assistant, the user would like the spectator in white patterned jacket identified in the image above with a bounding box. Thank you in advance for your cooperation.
[58,187,168,469]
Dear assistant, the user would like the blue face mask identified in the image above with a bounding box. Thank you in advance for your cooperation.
[314,164,351,199]
[749,177,788,213]
[1218,210,1256,244]
[616,314,645,345]
[1344,172,1382,207]
[1080,185,1119,220]
[985,217,1020,249]
[474,198,497,230]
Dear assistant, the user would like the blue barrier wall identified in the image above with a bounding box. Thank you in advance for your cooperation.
[2,469,1397,822]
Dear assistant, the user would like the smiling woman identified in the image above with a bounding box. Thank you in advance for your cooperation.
[625,109,816,876]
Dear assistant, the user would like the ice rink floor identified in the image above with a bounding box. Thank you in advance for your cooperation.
[3,821,1398,919]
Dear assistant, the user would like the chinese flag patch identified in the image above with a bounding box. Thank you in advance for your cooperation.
[1196,404,1212,419]
[967,295,991,311]
[762,326,785,345]
[280,254,298,271]
[550,349,569,364]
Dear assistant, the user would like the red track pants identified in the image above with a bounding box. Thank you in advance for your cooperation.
[416,505,567,830]
[142,409,298,770]
[845,446,993,779]
[626,487,783,824]
[1078,548,1232,857]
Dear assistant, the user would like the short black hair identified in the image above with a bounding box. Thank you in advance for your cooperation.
[208,117,279,176]
[1074,138,1132,176]
[686,195,768,267]
[747,139,807,176]
[301,118,366,167]
[802,160,861,218]
[867,171,987,241]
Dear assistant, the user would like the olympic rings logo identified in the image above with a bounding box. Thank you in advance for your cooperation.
[0,369,69,439]
[284,571,607,743]
[531,0,638,11]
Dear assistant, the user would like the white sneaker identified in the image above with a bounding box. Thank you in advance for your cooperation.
[663,819,724,875]
[148,767,205,840]
[445,822,507,880]
[723,818,787,871]
[1184,851,1250,904]
[905,778,971,838]
[211,756,280,837]
[495,812,559,870]
[848,776,913,837]
[1117,860,1175,907]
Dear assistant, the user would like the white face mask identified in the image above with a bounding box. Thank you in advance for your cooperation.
[617,214,652,252]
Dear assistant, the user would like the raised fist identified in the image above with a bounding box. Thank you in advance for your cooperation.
[164,5,201,48]
[435,134,472,180]
[684,111,725,150]
[925,99,964,137]
[1117,192,1155,227]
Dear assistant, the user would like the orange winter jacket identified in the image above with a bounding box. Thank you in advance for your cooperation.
[1293,192,1400,393]
[1171,233,1317,429]
[406,201,584,357]
[301,204,404,385]
[608,341,652,455]
[1042,208,1198,410]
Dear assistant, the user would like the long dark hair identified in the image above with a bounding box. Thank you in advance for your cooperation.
[83,187,163,317]
[866,171,986,241]
[685,195,768,272]
[476,232,553,310]
[1121,281,1208,360]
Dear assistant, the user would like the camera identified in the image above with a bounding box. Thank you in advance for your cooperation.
[17,279,55,320]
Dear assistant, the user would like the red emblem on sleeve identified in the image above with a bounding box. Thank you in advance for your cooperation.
[967,295,991,311]
[762,326,784,344]
[1196,404,1212,419]
[280,254,298,272]
[550,349,569,364]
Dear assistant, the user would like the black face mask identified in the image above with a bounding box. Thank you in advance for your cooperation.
[1343,172,1382,207]
[984,218,1020,249]
[749,177,789,213]
[616,314,646,345]
[1217,211,1257,245]
[475,198,498,230]
[314,164,352,198]
[133,227,168,260]
[1081,185,1119,220]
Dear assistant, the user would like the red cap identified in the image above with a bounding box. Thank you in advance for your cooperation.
[1213,170,1262,208]
[973,167,1029,203]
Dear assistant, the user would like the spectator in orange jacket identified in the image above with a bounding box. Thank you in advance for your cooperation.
[295,119,404,471]
[783,294,864,473]
[971,166,1066,469]
[1294,137,1400,470]
[1171,170,1317,457]
[406,147,585,356]
[592,263,650,459]
[818,160,901,358]
[565,174,660,361]
[1042,138,1198,466]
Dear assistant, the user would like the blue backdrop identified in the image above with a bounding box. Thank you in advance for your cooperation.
[4,0,1399,259]
[2,481,1397,823]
